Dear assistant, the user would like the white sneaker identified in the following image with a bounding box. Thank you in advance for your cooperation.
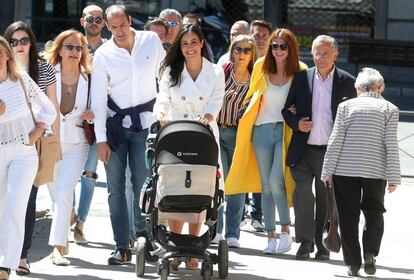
[263,238,277,254]
[211,233,223,244]
[227,238,240,248]
[276,232,292,254]
[251,220,265,232]
[240,219,247,227]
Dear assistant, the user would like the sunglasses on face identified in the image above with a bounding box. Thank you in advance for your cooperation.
[9,37,30,48]
[271,43,289,51]
[84,15,103,24]
[167,21,179,28]
[63,44,84,52]
[234,46,252,55]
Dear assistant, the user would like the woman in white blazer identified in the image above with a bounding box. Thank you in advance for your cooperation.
[43,30,93,266]
[154,24,225,270]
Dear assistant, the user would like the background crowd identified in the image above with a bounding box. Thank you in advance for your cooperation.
[0,3,400,280]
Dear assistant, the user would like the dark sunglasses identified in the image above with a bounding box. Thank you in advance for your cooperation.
[271,43,289,51]
[9,37,30,48]
[84,15,103,24]
[234,46,252,55]
[63,44,84,52]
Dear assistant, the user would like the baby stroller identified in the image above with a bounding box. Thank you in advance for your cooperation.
[138,120,228,280]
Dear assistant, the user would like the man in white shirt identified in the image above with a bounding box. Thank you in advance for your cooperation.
[91,4,165,265]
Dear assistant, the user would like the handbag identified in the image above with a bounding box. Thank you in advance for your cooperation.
[323,185,341,252]
[20,77,59,186]
[81,74,95,145]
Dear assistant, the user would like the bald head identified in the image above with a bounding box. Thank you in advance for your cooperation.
[105,4,130,21]
[82,4,103,17]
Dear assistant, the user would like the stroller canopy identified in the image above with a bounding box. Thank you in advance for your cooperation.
[155,120,218,166]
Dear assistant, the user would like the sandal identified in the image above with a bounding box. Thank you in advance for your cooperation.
[0,267,10,280]
[185,258,199,270]
[51,248,70,266]
[16,260,30,276]
[170,258,181,271]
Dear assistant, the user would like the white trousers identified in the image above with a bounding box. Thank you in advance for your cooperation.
[0,144,38,269]
[48,142,89,246]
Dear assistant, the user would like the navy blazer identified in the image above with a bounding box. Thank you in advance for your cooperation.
[282,67,357,167]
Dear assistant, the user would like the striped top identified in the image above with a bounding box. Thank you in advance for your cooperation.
[321,92,401,185]
[217,63,250,126]
[37,59,56,93]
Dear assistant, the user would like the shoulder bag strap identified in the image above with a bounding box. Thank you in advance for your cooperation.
[19,76,36,125]
[86,73,91,110]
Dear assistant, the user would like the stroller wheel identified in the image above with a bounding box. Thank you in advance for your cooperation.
[158,260,170,280]
[201,261,212,280]
[218,240,229,279]
[135,237,146,277]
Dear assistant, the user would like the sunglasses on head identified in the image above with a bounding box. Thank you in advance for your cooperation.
[84,15,103,24]
[63,44,84,52]
[9,37,30,48]
[271,43,289,51]
[234,46,252,55]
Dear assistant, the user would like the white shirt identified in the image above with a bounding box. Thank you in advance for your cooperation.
[216,52,230,67]
[91,30,165,143]
[154,58,225,124]
[55,64,89,144]
[0,72,56,146]
[255,79,291,125]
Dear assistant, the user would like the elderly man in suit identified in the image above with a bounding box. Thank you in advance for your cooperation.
[282,35,357,261]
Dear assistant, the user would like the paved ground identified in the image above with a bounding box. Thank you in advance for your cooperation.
[8,120,414,280]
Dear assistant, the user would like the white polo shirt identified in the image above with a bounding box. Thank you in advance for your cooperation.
[91,30,165,143]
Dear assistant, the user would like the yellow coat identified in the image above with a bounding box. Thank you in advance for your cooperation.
[224,58,307,207]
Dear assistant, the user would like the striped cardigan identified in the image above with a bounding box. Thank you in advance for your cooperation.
[321,92,401,185]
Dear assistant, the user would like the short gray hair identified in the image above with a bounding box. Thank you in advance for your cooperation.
[232,20,249,33]
[354,67,385,93]
[159,8,182,20]
[312,35,338,52]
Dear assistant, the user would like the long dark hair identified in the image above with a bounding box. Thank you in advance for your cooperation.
[3,21,40,84]
[160,24,210,87]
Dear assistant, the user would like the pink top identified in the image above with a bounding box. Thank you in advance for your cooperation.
[307,67,335,145]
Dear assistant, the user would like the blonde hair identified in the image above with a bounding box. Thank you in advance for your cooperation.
[43,29,91,73]
[0,36,19,81]
[229,35,257,73]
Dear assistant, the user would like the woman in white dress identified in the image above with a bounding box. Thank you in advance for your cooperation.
[154,24,225,269]
[0,36,56,280]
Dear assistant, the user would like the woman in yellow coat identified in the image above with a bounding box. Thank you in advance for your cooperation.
[225,28,307,254]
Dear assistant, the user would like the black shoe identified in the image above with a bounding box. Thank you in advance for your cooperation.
[364,253,376,275]
[347,265,360,276]
[296,241,314,260]
[108,248,132,265]
[315,247,330,260]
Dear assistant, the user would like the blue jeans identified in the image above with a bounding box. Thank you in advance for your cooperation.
[105,128,149,249]
[77,142,98,222]
[252,123,290,232]
[219,127,245,239]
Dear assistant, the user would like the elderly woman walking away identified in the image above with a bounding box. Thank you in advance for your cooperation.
[321,68,401,277]
[0,36,56,280]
